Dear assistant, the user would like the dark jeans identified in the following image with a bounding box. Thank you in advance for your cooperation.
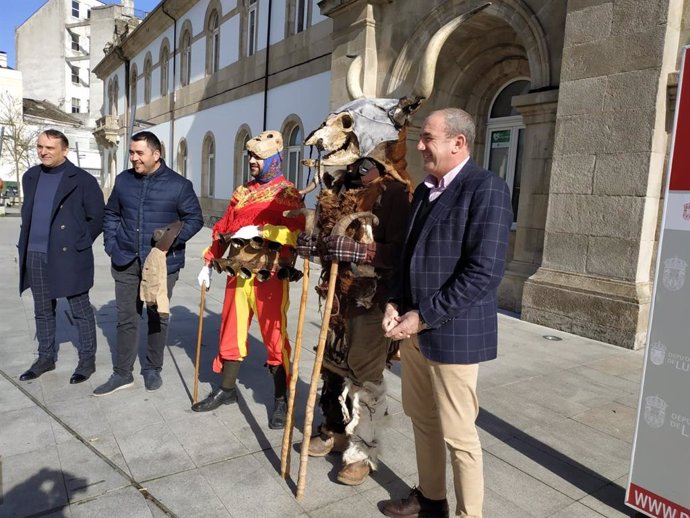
[111,259,178,376]
[27,251,97,362]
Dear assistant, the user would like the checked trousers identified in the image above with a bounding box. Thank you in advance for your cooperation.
[26,251,97,362]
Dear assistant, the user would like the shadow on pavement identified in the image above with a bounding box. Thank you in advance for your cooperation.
[478,408,632,515]
[0,467,87,517]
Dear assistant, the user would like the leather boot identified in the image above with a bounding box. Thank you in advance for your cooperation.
[308,427,348,457]
[191,387,238,412]
[269,396,287,429]
[269,363,287,399]
[267,363,288,429]
[337,460,370,486]
[379,487,449,518]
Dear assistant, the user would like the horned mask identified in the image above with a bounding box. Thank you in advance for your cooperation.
[303,3,490,188]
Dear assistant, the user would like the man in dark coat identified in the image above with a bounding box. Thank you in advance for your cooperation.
[380,108,513,518]
[93,131,203,396]
[17,129,105,384]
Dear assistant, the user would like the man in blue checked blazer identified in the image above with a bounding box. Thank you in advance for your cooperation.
[379,108,512,518]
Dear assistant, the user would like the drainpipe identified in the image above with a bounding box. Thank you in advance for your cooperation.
[162,3,177,168]
[262,0,273,131]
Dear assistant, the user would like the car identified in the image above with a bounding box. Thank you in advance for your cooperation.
[2,187,19,207]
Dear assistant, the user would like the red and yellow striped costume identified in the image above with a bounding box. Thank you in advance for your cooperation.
[203,176,304,374]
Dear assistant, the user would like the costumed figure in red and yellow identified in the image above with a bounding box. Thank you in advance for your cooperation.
[191,130,304,429]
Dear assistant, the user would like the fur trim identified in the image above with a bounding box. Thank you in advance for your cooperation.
[340,379,387,469]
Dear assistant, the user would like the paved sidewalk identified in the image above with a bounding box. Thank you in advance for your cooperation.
[0,211,643,518]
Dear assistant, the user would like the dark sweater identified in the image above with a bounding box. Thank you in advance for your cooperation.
[28,162,67,253]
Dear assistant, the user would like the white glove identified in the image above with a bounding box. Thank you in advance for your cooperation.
[198,265,212,290]
[233,225,261,240]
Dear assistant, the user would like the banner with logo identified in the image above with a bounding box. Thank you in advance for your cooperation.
[627,46,690,518]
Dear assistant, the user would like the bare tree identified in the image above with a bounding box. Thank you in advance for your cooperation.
[0,91,40,202]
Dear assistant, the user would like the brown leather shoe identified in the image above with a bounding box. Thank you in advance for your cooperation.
[379,487,449,518]
[336,460,370,485]
[307,430,348,457]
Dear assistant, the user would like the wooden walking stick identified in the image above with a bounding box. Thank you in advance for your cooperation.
[296,258,337,500]
[295,211,378,500]
[280,208,316,479]
[281,258,309,478]
[193,282,206,404]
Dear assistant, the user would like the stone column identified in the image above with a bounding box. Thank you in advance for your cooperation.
[521,0,683,349]
[318,0,379,108]
[499,89,558,312]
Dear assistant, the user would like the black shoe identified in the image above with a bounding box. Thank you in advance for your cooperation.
[191,387,237,412]
[268,397,287,429]
[70,358,96,385]
[379,487,449,518]
[143,370,162,391]
[20,358,56,381]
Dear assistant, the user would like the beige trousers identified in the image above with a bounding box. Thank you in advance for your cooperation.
[400,335,483,518]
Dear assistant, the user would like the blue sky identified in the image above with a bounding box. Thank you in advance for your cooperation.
[0,0,161,68]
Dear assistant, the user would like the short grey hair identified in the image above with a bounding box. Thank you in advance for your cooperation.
[437,108,475,151]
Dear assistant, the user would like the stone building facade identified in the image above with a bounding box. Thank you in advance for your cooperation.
[16,0,143,176]
[93,0,331,212]
[93,0,690,350]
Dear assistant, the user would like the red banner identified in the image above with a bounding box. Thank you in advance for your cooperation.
[628,484,690,518]
[670,48,690,192]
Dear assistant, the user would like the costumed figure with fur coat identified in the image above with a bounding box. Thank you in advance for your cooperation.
[297,157,411,485]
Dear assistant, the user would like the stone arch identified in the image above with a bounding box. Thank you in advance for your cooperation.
[179,19,193,87]
[428,41,531,159]
[177,138,188,177]
[159,38,170,97]
[112,76,119,116]
[234,124,252,189]
[385,0,550,97]
[130,63,138,108]
[201,131,216,197]
[204,0,223,28]
[280,114,306,188]
[204,0,222,75]
[143,51,153,104]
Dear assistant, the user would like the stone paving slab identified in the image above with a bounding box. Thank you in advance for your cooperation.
[0,213,647,517]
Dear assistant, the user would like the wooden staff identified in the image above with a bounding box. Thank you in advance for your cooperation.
[192,282,206,404]
[279,208,316,479]
[280,258,310,479]
[295,211,377,500]
[296,259,338,500]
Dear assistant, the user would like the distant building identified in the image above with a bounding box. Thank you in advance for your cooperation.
[16,0,145,180]
[0,50,25,189]
[1,48,100,194]
[92,0,690,351]
[23,98,98,175]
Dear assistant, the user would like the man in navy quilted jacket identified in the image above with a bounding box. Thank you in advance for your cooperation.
[93,131,203,396]
[379,109,513,518]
